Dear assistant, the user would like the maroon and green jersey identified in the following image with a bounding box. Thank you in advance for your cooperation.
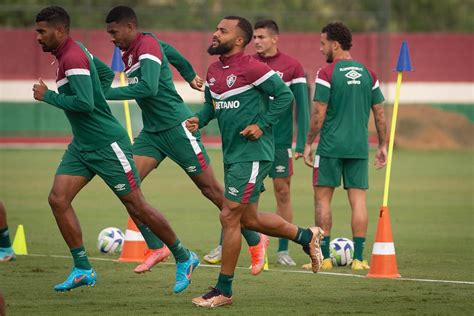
[105,33,192,132]
[253,50,309,153]
[314,59,385,158]
[196,52,294,164]
[43,37,127,151]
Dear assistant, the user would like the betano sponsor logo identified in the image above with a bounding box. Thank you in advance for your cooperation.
[214,100,240,110]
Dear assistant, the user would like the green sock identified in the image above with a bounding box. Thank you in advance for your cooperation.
[278,238,289,252]
[241,229,260,247]
[71,246,92,270]
[0,226,12,248]
[215,273,234,296]
[321,236,331,259]
[137,223,164,249]
[353,237,366,261]
[169,239,190,263]
[293,227,313,246]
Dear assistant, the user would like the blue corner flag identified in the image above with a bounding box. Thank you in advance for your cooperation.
[111,47,124,72]
[396,41,413,72]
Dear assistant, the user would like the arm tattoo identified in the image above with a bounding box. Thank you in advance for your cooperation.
[306,101,327,144]
[372,104,387,146]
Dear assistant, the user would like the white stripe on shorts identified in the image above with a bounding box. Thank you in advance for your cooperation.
[111,142,132,173]
[249,161,259,184]
[181,121,202,155]
[313,155,320,168]
[287,148,292,158]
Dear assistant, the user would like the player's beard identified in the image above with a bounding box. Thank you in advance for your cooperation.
[207,40,233,55]
[326,49,334,63]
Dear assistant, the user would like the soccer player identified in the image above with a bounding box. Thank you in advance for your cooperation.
[204,19,310,266]
[33,6,198,293]
[303,22,387,271]
[187,16,324,308]
[103,6,267,275]
[0,201,15,262]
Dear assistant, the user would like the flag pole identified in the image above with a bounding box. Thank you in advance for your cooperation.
[382,41,413,207]
[111,47,133,143]
[367,41,412,278]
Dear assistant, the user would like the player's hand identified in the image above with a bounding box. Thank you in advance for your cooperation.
[240,124,262,140]
[189,75,204,92]
[33,78,48,101]
[375,145,387,169]
[303,143,314,168]
[185,117,200,133]
[294,152,304,160]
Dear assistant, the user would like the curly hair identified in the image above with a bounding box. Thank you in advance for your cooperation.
[36,6,70,31]
[322,22,352,50]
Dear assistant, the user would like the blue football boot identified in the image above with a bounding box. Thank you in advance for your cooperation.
[0,247,15,262]
[54,267,97,292]
[173,251,199,293]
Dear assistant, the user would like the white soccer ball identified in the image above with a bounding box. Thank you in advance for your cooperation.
[97,227,124,254]
[330,237,354,266]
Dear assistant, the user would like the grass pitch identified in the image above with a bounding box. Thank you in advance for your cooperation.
[0,148,473,315]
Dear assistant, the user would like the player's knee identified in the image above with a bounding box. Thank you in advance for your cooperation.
[48,191,69,211]
[219,208,238,228]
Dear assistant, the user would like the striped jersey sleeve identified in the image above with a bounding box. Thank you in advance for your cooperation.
[367,68,385,105]
[313,67,331,103]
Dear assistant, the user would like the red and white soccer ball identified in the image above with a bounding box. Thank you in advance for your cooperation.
[97,227,124,254]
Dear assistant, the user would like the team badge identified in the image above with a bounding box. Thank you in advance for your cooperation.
[226,74,237,88]
[128,54,133,67]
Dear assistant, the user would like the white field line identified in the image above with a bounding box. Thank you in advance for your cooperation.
[27,253,474,285]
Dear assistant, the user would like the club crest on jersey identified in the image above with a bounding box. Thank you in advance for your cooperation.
[226,74,237,88]
[128,54,133,67]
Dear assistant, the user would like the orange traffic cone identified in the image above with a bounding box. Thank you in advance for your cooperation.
[119,217,148,263]
[367,206,401,278]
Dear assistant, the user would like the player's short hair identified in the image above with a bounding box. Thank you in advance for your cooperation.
[36,6,70,32]
[106,6,138,26]
[254,19,279,34]
[224,15,253,47]
[322,22,352,50]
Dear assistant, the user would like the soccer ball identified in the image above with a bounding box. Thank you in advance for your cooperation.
[330,237,354,266]
[97,227,124,254]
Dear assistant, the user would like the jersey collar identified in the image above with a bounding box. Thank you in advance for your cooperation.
[52,37,73,59]
[219,51,244,67]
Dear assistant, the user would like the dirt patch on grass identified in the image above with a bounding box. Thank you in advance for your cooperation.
[369,105,473,149]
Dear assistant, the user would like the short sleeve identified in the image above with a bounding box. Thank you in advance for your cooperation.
[313,67,331,103]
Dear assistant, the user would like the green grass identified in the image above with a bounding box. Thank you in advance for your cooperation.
[0,148,473,315]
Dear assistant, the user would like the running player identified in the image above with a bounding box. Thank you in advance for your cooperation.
[187,16,324,308]
[33,6,198,293]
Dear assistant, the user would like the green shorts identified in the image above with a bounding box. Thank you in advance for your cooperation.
[224,161,271,204]
[269,148,293,178]
[312,155,368,190]
[56,136,141,196]
[133,121,210,176]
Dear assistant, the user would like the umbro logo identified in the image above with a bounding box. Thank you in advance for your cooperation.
[114,183,126,191]
[345,70,362,85]
[345,70,362,80]
[186,166,197,173]
[275,165,286,173]
[228,187,239,196]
